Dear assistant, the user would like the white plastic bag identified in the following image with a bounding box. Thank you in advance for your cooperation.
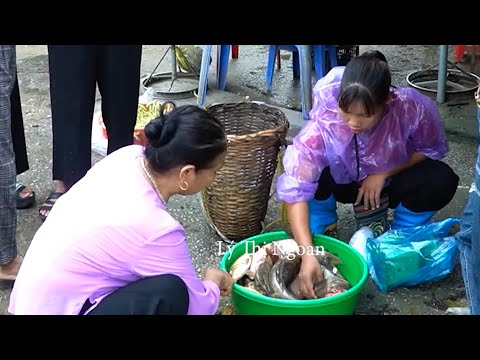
[139,87,155,104]
[91,88,157,157]
[348,226,374,261]
[91,111,108,157]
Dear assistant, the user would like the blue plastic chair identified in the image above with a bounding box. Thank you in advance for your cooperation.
[197,45,333,120]
[266,45,337,119]
[266,45,337,86]
[197,45,231,109]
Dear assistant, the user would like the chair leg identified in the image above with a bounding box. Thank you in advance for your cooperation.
[266,45,278,92]
[296,45,312,120]
[197,45,213,108]
[312,45,326,81]
[292,50,300,79]
[216,45,231,91]
[327,45,338,69]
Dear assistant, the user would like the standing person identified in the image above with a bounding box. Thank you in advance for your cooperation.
[39,45,143,221]
[11,73,35,209]
[0,45,23,280]
[276,50,459,299]
[9,105,233,315]
[454,88,480,315]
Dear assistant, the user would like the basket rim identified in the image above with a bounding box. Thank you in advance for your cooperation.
[206,102,289,140]
[226,127,286,142]
[206,101,288,116]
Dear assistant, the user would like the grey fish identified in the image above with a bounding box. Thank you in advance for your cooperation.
[239,276,263,294]
[269,256,302,300]
[229,253,253,282]
[254,255,274,295]
[239,243,350,300]
[288,254,346,300]
[323,265,350,290]
[313,265,351,298]
[315,250,342,270]
[286,276,304,300]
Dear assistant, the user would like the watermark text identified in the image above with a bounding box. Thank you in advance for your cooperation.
[217,240,325,260]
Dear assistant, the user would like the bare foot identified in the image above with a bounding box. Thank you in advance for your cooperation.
[18,186,34,199]
[15,182,36,209]
[0,255,24,281]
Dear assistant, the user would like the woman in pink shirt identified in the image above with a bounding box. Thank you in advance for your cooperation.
[8,105,233,315]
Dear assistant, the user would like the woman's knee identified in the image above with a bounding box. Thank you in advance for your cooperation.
[395,160,460,212]
[149,274,190,314]
[146,274,189,298]
[155,274,189,294]
[88,274,190,315]
[429,161,459,197]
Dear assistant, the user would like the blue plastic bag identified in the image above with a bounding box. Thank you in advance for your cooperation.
[366,218,460,293]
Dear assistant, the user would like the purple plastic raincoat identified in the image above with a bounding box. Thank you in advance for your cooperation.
[277,66,449,204]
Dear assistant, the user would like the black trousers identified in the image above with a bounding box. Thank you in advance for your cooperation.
[11,74,29,175]
[314,159,459,212]
[80,274,190,315]
[48,45,142,188]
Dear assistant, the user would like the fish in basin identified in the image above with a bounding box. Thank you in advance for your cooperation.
[232,239,351,300]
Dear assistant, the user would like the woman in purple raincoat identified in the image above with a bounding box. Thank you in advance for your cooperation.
[276,50,459,299]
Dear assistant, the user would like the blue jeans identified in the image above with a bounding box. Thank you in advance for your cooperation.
[455,107,480,314]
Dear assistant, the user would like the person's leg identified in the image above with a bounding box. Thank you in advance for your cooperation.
[455,105,480,315]
[39,45,97,220]
[310,167,358,235]
[83,274,189,315]
[49,45,97,188]
[97,45,142,155]
[388,158,459,230]
[0,45,23,279]
[11,74,28,175]
[456,187,480,314]
[10,74,35,209]
[311,166,389,236]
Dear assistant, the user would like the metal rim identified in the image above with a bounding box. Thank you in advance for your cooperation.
[141,72,199,100]
[406,68,480,94]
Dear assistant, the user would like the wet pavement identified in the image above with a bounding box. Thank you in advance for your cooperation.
[2,45,479,315]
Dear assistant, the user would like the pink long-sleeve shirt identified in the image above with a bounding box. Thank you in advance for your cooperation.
[8,145,220,315]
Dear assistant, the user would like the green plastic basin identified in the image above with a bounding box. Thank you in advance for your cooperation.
[219,231,368,315]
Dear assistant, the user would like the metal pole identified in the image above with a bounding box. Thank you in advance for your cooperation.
[437,45,449,104]
[171,45,177,79]
[298,45,312,120]
[197,45,213,108]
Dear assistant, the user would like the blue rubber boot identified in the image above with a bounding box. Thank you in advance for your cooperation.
[308,195,338,235]
[391,203,436,230]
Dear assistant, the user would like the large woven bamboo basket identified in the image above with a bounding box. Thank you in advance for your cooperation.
[201,102,289,243]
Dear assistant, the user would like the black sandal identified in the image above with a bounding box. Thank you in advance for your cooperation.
[15,182,36,209]
[38,192,64,221]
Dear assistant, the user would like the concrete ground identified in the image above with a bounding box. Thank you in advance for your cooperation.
[1,45,478,315]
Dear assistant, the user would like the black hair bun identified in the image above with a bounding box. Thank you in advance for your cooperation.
[144,114,166,148]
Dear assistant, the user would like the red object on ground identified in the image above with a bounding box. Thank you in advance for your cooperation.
[232,45,239,59]
[99,114,147,147]
[454,45,480,63]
